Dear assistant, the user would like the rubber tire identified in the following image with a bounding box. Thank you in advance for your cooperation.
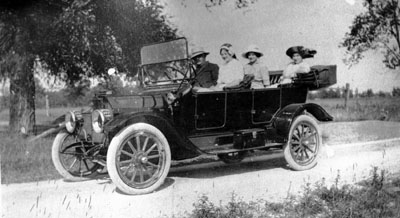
[107,123,171,195]
[52,131,99,181]
[283,115,321,171]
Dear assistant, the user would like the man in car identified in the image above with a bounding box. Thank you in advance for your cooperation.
[190,49,219,89]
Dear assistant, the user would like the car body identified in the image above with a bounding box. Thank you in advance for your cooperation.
[52,38,336,195]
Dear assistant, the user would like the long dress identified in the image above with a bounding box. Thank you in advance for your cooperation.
[244,60,270,89]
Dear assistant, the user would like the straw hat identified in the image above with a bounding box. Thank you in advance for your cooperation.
[242,44,264,58]
[190,48,210,59]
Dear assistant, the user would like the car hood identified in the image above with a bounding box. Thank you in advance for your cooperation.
[106,93,166,110]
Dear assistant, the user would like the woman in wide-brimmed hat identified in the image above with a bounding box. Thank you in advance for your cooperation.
[280,46,316,84]
[212,43,244,90]
[242,44,270,89]
[190,48,219,88]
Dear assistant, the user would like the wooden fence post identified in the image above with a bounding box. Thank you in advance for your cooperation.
[344,83,350,110]
[45,94,50,117]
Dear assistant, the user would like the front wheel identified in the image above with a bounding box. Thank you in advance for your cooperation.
[52,131,101,181]
[284,115,321,171]
[107,123,171,195]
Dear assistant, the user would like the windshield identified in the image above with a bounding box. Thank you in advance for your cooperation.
[141,38,188,65]
[140,38,192,86]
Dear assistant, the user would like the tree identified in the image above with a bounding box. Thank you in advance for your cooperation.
[392,87,400,96]
[41,0,124,86]
[0,0,118,133]
[0,0,178,134]
[96,0,178,74]
[0,0,58,133]
[365,88,374,97]
[341,0,400,69]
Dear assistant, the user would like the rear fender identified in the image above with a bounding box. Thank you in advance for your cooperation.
[104,112,201,160]
[272,103,333,137]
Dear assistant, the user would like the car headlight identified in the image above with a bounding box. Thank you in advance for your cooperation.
[65,111,83,133]
[92,109,113,133]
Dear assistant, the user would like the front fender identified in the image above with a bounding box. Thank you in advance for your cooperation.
[272,103,333,137]
[104,112,201,160]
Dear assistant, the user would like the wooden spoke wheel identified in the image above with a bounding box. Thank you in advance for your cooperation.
[107,123,171,195]
[284,115,321,171]
[52,131,101,180]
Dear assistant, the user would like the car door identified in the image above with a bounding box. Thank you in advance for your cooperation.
[280,86,308,107]
[252,88,281,123]
[194,92,226,130]
[226,90,253,129]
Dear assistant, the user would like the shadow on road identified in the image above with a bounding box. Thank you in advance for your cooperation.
[169,153,288,179]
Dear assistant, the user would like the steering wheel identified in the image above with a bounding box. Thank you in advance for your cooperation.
[165,65,196,103]
[164,66,186,78]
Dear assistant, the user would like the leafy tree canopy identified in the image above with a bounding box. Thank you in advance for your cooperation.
[0,0,178,86]
[341,0,400,69]
[0,0,179,132]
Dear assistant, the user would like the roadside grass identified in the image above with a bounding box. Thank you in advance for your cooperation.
[0,132,60,184]
[0,107,84,124]
[308,96,400,122]
[182,168,400,218]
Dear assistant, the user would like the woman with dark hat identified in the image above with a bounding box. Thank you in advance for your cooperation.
[280,46,316,84]
[242,44,270,89]
[190,48,219,88]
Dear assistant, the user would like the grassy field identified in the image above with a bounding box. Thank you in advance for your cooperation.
[308,97,400,122]
[0,132,60,184]
[0,107,85,124]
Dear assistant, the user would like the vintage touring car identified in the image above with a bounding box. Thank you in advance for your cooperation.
[52,38,336,195]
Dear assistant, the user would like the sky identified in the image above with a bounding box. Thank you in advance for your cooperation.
[161,0,400,92]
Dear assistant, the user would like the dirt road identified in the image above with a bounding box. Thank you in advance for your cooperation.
[2,137,400,218]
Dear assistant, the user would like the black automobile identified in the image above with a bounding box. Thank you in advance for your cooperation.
[52,38,336,195]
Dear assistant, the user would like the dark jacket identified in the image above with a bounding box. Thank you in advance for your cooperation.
[193,62,219,88]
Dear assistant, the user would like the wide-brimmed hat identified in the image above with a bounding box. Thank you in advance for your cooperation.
[190,48,210,59]
[242,44,263,58]
[286,46,317,59]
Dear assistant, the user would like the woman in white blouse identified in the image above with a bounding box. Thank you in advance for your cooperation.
[242,44,270,89]
[212,43,244,90]
[280,46,315,84]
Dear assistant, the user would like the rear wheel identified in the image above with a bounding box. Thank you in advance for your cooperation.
[52,131,101,180]
[107,123,171,195]
[284,115,321,171]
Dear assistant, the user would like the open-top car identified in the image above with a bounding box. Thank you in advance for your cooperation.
[52,38,337,195]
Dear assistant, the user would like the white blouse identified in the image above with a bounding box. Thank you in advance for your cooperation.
[281,61,310,84]
[217,59,244,87]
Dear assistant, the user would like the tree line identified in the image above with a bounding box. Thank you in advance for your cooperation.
[308,87,400,99]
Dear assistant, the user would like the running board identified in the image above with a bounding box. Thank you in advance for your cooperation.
[202,143,284,155]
